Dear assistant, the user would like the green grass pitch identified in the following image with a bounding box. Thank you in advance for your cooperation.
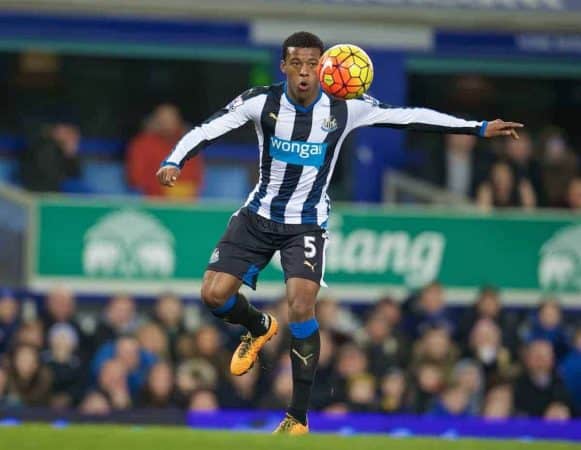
[1,424,579,450]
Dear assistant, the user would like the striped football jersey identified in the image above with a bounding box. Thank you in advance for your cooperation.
[162,82,486,226]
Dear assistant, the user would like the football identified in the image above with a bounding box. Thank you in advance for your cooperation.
[318,44,374,100]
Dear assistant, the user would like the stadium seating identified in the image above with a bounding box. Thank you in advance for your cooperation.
[200,165,250,201]
[80,160,133,195]
[0,158,17,185]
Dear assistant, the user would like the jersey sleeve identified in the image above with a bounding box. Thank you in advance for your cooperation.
[348,94,487,136]
[161,88,267,168]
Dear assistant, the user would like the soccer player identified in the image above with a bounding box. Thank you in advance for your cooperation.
[157,31,523,434]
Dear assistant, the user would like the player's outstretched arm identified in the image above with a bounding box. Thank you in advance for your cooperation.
[156,165,181,187]
[482,119,524,139]
[157,87,269,187]
[349,95,524,139]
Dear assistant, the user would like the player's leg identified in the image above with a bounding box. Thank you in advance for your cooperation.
[201,210,279,375]
[200,270,268,336]
[284,277,320,433]
[274,230,327,434]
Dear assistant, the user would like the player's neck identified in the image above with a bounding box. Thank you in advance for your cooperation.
[285,86,321,110]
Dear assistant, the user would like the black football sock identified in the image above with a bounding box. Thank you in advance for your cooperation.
[287,318,320,426]
[210,293,269,337]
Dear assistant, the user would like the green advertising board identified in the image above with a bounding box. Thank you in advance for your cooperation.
[30,197,581,305]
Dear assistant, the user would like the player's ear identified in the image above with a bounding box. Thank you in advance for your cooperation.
[280,59,287,74]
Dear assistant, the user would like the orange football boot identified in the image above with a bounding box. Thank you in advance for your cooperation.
[272,414,309,435]
[230,314,278,376]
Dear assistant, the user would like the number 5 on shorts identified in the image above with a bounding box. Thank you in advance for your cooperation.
[304,236,316,258]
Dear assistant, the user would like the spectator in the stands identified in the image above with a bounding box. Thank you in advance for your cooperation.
[316,297,360,341]
[175,358,218,407]
[42,323,84,408]
[218,365,260,409]
[452,359,484,415]
[79,390,111,416]
[92,335,157,398]
[378,368,408,414]
[538,127,579,208]
[357,305,409,378]
[126,104,204,199]
[20,122,81,192]
[93,294,139,349]
[544,401,571,421]
[566,176,581,210]
[482,383,513,419]
[513,339,570,418]
[560,327,581,414]
[522,299,569,361]
[346,373,377,412]
[152,293,187,363]
[191,325,229,375]
[419,133,490,199]
[5,344,52,407]
[0,289,19,355]
[40,285,86,356]
[136,322,169,360]
[13,320,44,349]
[332,343,370,403]
[411,324,459,377]
[0,367,8,406]
[189,389,219,412]
[137,361,178,408]
[458,286,501,345]
[476,159,536,210]
[466,319,515,388]
[503,130,544,203]
[42,285,77,326]
[374,296,403,331]
[430,383,472,418]
[404,281,453,339]
[458,286,519,355]
[96,359,131,410]
[407,361,445,414]
[259,356,293,410]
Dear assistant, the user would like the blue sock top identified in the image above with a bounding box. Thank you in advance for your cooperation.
[212,294,237,315]
[289,318,319,339]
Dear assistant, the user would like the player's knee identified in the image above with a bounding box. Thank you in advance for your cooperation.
[200,282,231,309]
[288,297,315,322]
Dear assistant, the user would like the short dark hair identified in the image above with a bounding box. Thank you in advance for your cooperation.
[281,31,324,60]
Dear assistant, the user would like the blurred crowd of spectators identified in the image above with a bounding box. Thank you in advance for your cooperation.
[17,103,204,199]
[0,284,579,420]
[413,126,581,210]
[11,106,581,211]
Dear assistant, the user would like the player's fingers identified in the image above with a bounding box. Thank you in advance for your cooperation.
[502,122,524,129]
[511,129,520,140]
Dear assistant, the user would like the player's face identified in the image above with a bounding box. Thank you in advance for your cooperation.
[281,47,321,106]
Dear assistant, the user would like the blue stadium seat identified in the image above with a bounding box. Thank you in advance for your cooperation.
[0,158,17,184]
[81,161,133,195]
[201,165,250,201]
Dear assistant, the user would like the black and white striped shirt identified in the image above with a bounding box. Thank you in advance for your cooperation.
[162,82,486,227]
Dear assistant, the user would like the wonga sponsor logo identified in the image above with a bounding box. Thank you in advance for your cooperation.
[269,136,327,168]
[83,209,175,278]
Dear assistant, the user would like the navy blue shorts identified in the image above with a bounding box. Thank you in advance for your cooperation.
[207,208,328,289]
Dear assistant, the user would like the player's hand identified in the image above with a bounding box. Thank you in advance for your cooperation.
[156,165,181,187]
[484,119,524,139]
